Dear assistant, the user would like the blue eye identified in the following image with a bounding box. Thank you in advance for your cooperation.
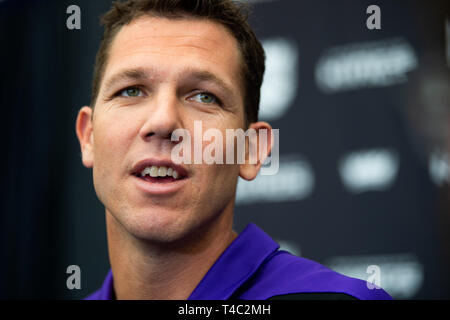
[121,87,142,97]
[192,92,218,104]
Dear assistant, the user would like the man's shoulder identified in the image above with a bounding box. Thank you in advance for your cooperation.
[82,270,114,300]
[83,289,102,300]
[234,250,393,300]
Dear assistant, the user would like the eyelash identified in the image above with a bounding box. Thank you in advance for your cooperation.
[191,91,223,106]
[113,86,144,98]
[112,86,223,106]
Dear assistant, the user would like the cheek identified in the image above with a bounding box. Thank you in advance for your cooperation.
[92,116,136,182]
[94,115,135,155]
[92,117,135,204]
[200,163,240,210]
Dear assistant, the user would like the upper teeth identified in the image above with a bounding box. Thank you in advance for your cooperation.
[140,166,180,179]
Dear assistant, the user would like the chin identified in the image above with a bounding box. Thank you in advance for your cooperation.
[121,208,195,243]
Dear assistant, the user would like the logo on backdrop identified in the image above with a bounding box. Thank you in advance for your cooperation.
[315,38,418,93]
[259,38,299,121]
[236,155,314,205]
[429,150,450,186]
[338,148,399,194]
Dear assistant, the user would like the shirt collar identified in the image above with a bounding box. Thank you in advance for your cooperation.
[93,269,114,300]
[188,223,279,299]
[92,223,278,300]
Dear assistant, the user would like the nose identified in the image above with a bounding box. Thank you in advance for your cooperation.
[138,88,182,141]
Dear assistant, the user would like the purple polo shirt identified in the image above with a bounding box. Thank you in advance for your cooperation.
[85,223,392,300]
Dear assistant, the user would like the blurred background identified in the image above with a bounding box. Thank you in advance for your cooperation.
[1,0,449,299]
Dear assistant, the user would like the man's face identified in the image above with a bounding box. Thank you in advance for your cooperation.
[77,16,253,242]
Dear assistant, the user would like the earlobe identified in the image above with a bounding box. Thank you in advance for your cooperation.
[75,106,94,168]
[239,121,273,181]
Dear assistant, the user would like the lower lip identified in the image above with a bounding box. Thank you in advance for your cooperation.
[132,174,188,195]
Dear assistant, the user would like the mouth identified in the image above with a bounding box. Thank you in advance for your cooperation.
[132,165,187,183]
[131,159,189,194]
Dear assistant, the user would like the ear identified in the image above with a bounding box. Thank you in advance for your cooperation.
[75,106,94,168]
[239,121,273,181]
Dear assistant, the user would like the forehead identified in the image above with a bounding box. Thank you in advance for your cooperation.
[102,15,244,94]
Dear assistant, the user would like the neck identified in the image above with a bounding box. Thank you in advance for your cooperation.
[106,205,237,300]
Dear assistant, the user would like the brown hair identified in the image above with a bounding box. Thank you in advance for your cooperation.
[90,0,265,126]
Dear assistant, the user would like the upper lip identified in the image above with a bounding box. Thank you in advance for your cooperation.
[131,158,189,178]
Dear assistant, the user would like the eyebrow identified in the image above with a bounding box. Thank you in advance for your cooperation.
[184,68,235,98]
[102,68,151,94]
[101,67,236,98]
